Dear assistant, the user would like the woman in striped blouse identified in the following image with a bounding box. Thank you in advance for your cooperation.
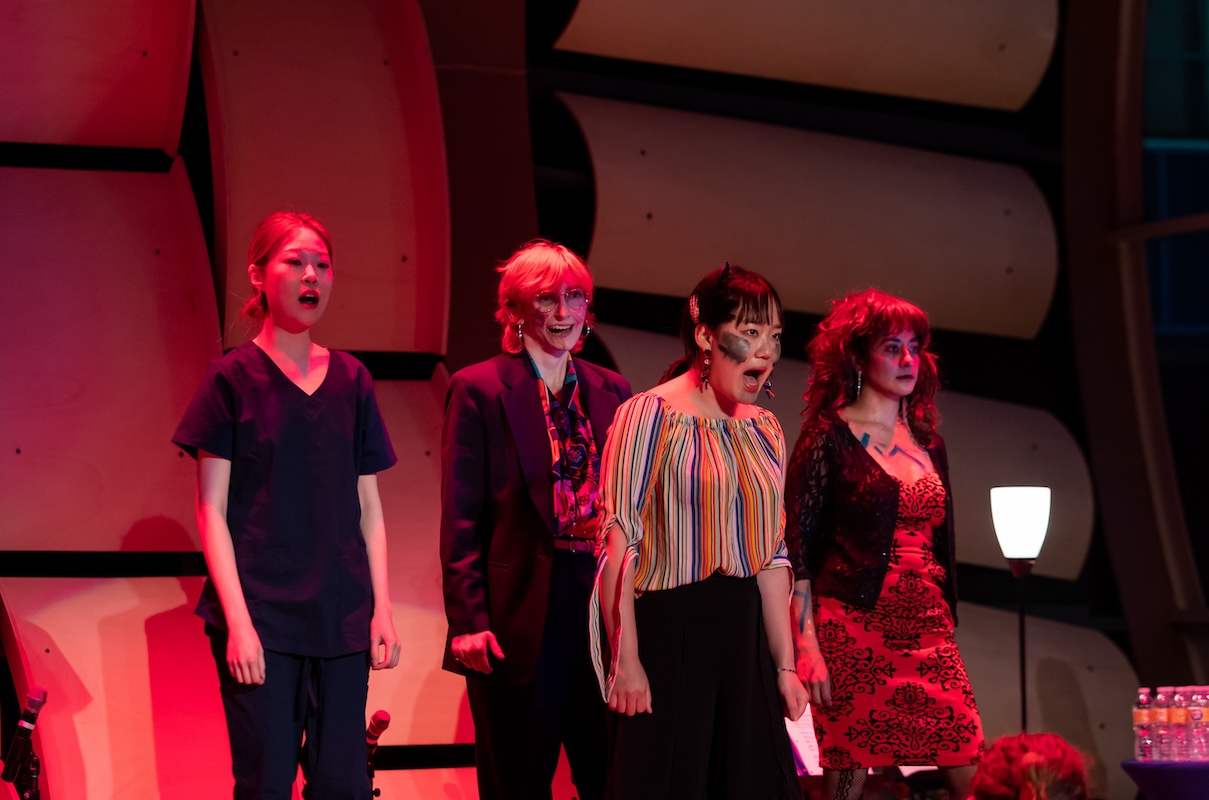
[592,264,805,799]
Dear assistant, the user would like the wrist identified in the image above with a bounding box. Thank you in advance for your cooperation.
[775,666,796,674]
[225,614,255,632]
[618,651,643,669]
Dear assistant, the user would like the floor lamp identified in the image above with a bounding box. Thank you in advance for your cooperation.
[990,486,1051,732]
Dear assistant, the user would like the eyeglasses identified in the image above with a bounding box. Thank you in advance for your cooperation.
[534,289,588,313]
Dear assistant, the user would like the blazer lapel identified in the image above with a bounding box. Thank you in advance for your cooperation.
[499,355,558,534]
[578,363,622,448]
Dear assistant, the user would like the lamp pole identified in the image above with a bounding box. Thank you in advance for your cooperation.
[1007,557,1034,731]
[991,486,1051,734]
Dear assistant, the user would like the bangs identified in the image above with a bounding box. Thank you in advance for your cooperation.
[730,275,782,327]
[870,297,929,344]
[504,244,594,306]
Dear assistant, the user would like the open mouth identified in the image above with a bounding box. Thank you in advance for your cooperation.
[743,369,763,392]
[548,324,573,335]
[300,290,320,308]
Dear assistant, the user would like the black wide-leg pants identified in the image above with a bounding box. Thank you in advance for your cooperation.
[607,574,800,800]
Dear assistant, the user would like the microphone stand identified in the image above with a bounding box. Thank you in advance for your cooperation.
[367,738,381,798]
[5,751,40,800]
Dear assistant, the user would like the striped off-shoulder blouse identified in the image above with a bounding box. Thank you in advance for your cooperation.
[590,391,791,697]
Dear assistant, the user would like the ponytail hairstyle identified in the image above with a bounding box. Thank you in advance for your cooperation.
[241,212,333,323]
[970,733,1090,800]
[659,262,783,384]
[802,287,940,446]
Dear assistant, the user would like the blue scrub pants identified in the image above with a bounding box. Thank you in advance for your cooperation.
[208,626,371,800]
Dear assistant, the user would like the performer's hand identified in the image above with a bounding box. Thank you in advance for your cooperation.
[226,621,266,685]
[778,669,809,721]
[370,609,402,669]
[797,644,832,708]
[608,656,653,716]
[452,630,505,674]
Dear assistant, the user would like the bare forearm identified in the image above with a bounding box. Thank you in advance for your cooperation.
[198,503,253,630]
[791,578,819,650]
[758,566,795,668]
[359,475,393,613]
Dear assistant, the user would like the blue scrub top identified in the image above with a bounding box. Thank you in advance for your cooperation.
[173,342,397,657]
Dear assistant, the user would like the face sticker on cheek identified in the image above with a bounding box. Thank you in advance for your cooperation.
[717,332,751,364]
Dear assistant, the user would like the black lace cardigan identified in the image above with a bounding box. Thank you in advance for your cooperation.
[784,420,959,623]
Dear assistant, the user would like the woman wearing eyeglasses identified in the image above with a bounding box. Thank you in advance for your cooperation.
[439,239,632,800]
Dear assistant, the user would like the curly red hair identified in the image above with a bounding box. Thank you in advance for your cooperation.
[803,288,940,446]
[971,733,1090,800]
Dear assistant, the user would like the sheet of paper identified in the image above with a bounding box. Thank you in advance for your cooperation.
[785,704,821,776]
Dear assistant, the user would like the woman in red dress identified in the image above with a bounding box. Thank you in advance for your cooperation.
[784,288,983,800]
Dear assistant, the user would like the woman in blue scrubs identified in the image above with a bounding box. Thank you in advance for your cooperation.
[174,212,401,799]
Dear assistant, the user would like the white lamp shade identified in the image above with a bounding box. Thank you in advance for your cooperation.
[990,486,1051,559]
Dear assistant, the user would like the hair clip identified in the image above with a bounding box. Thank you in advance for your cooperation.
[689,293,700,324]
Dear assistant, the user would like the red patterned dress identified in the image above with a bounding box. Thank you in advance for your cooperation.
[812,472,984,768]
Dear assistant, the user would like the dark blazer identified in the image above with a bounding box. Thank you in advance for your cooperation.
[784,421,959,622]
[440,352,632,685]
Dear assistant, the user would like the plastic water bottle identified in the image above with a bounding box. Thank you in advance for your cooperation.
[1133,686,1153,760]
[1154,686,1174,760]
[1190,686,1208,761]
[1172,686,1191,760]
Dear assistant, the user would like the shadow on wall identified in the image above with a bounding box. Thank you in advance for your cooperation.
[120,517,228,798]
[1036,656,1107,798]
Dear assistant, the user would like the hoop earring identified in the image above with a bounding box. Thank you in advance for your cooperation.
[581,324,591,340]
[516,322,523,342]
[700,348,712,389]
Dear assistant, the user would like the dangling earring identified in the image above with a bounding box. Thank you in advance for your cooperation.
[900,397,909,428]
[700,348,712,389]
[516,322,524,342]
[854,368,862,398]
[763,380,775,399]
[581,324,591,340]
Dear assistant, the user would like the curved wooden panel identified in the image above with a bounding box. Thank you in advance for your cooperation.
[941,394,1095,581]
[0,0,194,152]
[199,0,449,353]
[958,603,1136,800]
[565,94,1058,340]
[0,162,219,551]
[595,324,1093,580]
[0,576,230,799]
[367,374,473,746]
[555,0,1057,111]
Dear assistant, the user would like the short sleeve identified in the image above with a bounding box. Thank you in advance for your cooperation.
[356,365,396,475]
[783,423,836,581]
[172,360,235,460]
[596,393,669,551]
